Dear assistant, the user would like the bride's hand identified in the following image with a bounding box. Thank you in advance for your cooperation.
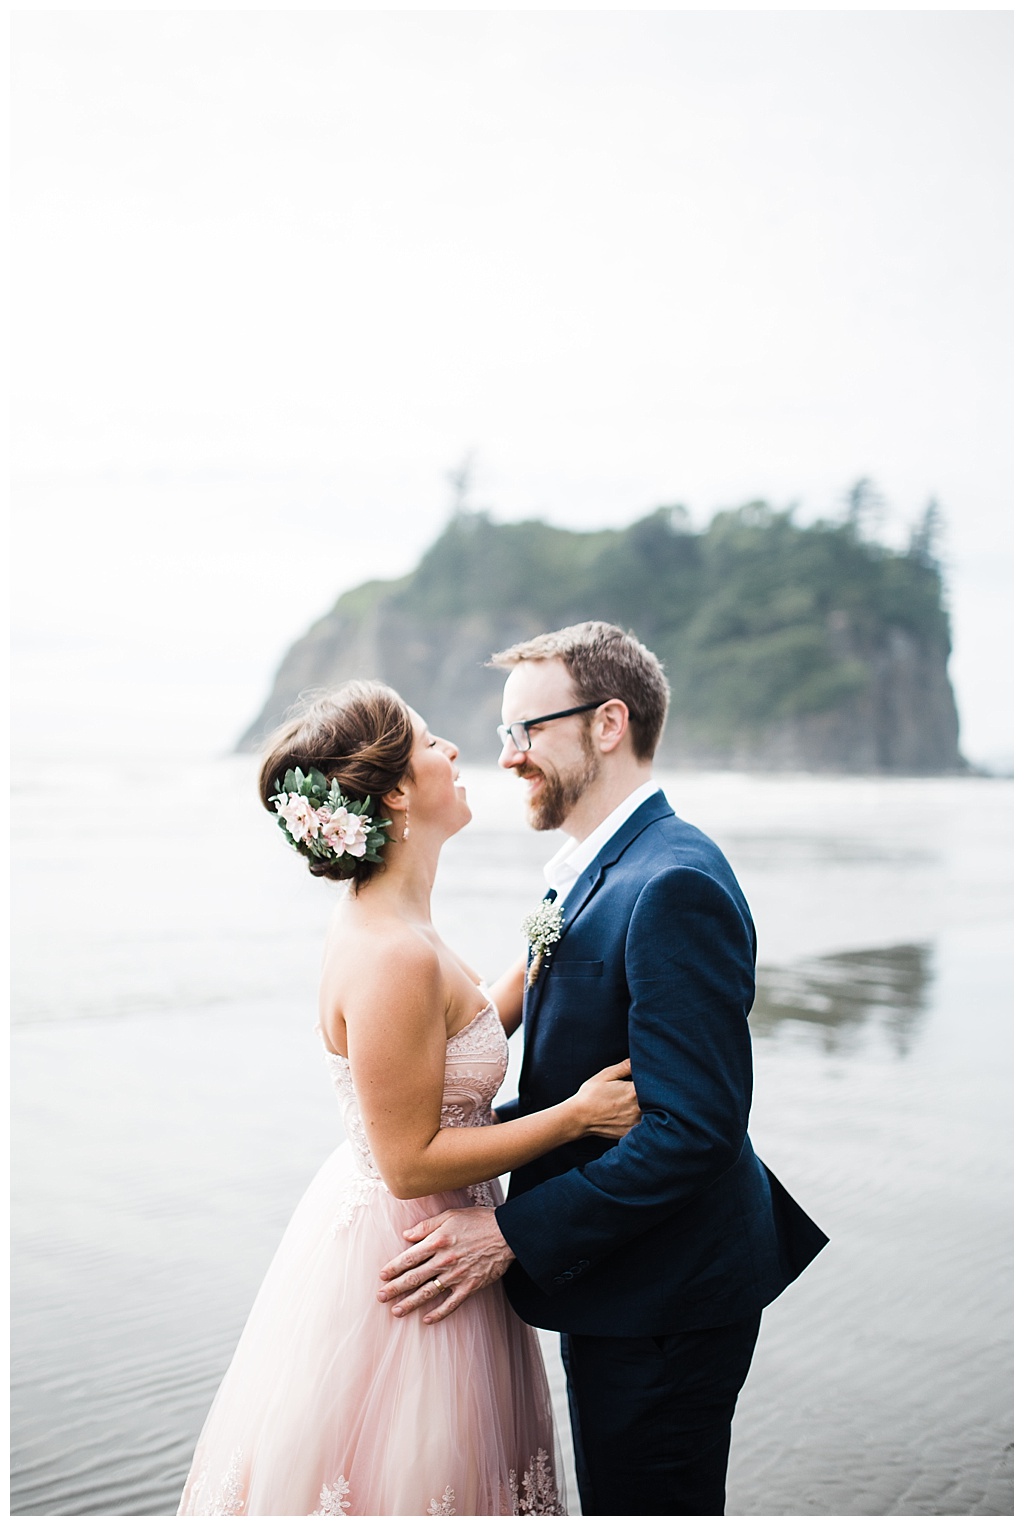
[572,1059,639,1139]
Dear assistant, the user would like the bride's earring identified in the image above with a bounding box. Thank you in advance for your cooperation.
[402,806,410,842]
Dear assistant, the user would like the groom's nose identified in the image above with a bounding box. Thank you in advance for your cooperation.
[498,733,526,768]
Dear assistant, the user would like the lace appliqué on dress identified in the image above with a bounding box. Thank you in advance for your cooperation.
[426,1451,564,1517]
[437,1054,501,1207]
[321,1049,382,1182]
[321,1002,507,1177]
[445,1014,500,1058]
[510,1450,565,1516]
[183,1458,355,1516]
[313,1474,353,1515]
[439,1072,497,1138]
[182,1448,245,1516]
[329,1175,389,1236]
[439,1100,468,1127]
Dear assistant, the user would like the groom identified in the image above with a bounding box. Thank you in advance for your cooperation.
[378,621,827,1514]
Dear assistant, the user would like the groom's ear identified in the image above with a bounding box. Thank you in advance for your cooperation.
[594,699,631,753]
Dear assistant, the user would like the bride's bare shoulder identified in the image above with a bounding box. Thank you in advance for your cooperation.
[320,916,445,1059]
[321,905,442,1011]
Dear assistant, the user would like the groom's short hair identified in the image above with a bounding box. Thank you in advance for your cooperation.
[489,621,670,762]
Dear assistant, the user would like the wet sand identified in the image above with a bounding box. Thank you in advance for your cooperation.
[11,766,1012,1514]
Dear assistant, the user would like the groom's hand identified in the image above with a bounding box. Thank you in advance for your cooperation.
[377,1206,514,1323]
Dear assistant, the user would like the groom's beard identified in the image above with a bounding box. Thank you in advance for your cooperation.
[517,731,600,832]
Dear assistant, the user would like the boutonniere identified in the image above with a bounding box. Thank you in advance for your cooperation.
[522,899,564,987]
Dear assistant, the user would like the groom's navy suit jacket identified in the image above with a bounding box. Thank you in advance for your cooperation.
[494,791,827,1337]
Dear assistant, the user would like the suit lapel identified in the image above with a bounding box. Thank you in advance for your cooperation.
[522,790,675,1037]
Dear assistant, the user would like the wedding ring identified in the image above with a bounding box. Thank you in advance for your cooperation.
[431,1277,447,1295]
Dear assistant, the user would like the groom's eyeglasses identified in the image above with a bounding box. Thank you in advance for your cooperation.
[496,702,605,753]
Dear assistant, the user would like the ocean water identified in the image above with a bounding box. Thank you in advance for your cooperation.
[11,759,1012,1515]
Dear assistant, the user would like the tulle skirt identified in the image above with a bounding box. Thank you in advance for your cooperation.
[177,1143,564,1515]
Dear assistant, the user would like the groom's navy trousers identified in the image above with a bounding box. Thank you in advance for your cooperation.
[495,792,827,1514]
[561,1315,762,1514]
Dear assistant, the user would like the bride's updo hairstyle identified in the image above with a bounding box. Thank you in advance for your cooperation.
[258,681,416,888]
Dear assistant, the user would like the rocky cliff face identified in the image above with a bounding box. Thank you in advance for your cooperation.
[239,508,965,774]
[666,626,962,772]
[239,596,539,762]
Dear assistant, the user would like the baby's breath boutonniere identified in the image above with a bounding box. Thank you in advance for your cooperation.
[522,898,564,987]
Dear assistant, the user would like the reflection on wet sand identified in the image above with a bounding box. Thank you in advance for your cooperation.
[752,944,932,1057]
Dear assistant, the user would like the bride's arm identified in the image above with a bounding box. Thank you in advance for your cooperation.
[488,952,526,1036]
[340,938,635,1201]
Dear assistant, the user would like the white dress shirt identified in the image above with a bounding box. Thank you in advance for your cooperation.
[543,780,662,905]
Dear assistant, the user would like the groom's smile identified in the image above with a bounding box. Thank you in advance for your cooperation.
[499,661,602,834]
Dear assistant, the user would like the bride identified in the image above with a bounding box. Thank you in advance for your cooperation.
[177,681,638,1516]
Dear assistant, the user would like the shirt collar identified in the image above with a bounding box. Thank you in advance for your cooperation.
[543,780,662,903]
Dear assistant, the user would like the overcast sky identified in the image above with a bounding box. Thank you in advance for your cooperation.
[11,10,1012,766]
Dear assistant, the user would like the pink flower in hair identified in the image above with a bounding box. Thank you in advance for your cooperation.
[321,807,370,857]
[277,792,321,844]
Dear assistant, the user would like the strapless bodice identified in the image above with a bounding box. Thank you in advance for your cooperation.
[321,993,508,1187]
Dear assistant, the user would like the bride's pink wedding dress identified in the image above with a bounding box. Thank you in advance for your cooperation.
[178,991,565,1516]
